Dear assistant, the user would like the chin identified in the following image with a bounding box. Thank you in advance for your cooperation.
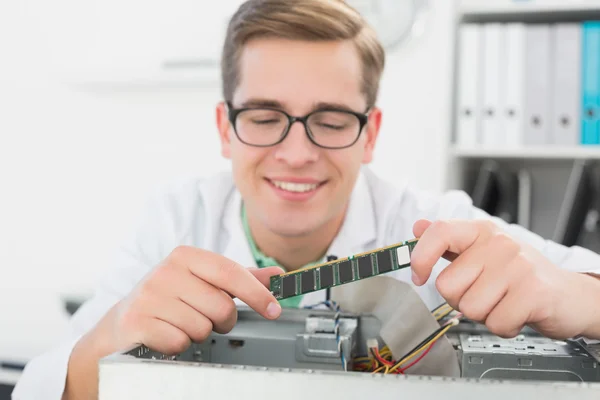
[263,212,321,238]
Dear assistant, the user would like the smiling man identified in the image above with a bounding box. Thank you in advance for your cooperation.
[220,35,377,272]
[13,0,600,399]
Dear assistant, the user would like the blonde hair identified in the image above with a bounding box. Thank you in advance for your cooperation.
[221,0,386,108]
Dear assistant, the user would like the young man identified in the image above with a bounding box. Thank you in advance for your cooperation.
[13,0,600,398]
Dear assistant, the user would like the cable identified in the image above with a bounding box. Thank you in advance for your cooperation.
[395,324,448,365]
[372,365,386,373]
[334,308,347,371]
[430,302,449,315]
[434,306,454,321]
[399,341,435,373]
[371,347,393,367]
[432,304,453,320]
[387,316,461,374]
[354,305,461,374]
[303,300,340,311]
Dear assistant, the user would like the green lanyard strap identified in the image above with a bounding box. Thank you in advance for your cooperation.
[241,205,322,308]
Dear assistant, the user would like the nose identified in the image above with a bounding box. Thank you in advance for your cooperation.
[273,120,319,167]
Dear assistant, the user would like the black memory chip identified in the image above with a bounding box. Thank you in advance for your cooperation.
[319,264,334,288]
[281,275,297,297]
[376,250,393,273]
[301,270,315,293]
[338,260,353,283]
[357,256,373,278]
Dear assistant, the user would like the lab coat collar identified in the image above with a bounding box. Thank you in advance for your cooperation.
[220,169,377,268]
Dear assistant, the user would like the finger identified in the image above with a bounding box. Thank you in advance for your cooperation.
[449,252,520,321]
[410,219,496,286]
[172,247,283,319]
[148,296,214,344]
[484,283,531,338]
[412,219,432,237]
[249,266,285,288]
[139,319,191,356]
[434,253,485,310]
[176,272,238,334]
[413,219,459,262]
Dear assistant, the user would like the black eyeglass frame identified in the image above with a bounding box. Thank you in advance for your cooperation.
[226,101,371,149]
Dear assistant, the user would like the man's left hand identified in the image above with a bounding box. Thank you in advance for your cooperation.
[411,219,600,339]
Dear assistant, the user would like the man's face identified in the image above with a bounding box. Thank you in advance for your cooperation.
[217,38,382,238]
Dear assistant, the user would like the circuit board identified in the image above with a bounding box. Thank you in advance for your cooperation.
[270,239,419,300]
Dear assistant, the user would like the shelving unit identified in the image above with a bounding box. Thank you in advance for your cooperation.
[451,146,600,160]
[445,0,600,250]
[460,0,600,16]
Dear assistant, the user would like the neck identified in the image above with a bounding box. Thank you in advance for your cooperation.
[247,208,347,272]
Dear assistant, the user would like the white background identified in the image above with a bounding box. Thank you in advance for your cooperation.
[0,0,456,363]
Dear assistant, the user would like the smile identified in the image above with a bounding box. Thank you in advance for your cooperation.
[265,178,326,201]
[270,180,320,193]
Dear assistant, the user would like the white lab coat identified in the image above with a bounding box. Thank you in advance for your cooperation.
[12,167,600,399]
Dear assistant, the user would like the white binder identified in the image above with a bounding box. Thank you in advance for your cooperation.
[481,23,506,147]
[503,23,526,148]
[523,24,552,145]
[517,169,532,229]
[550,23,582,146]
[456,24,482,148]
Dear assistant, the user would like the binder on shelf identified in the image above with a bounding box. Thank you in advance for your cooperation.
[495,169,520,224]
[517,169,532,229]
[550,23,582,146]
[471,160,501,217]
[456,24,482,148]
[481,23,506,147]
[470,160,520,224]
[503,23,526,148]
[552,160,595,247]
[523,24,552,146]
[581,21,600,146]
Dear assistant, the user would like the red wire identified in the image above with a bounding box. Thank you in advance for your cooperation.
[372,348,404,374]
[398,341,435,374]
[373,348,394,367]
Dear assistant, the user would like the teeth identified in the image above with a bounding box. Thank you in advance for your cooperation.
[271,180,319,193]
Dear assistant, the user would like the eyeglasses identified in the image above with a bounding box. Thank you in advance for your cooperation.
[226,102,370,149]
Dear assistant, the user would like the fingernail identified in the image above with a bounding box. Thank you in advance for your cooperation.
[266,302,281,318]
[412,270,421,286]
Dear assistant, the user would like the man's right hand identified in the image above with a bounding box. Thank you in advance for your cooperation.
[63,246,283,399]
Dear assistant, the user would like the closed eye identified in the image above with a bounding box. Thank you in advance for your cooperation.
[252,119,281,125]
[317,123,345,130]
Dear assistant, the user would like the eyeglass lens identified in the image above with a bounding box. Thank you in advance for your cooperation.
[234,109,361,148]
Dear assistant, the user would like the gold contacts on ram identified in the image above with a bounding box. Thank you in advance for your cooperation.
[269,239,419,300]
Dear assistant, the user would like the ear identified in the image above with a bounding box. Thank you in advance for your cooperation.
[216,102,232,159]
[361,106,382,164]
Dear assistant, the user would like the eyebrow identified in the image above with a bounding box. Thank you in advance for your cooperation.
[240,98,283,108]
[239,98,360,113]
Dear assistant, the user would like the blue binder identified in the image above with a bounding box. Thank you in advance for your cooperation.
[581,22,600,145]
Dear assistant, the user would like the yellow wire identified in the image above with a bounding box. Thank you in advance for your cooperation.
[435,307,454,321]
[432,304,452,318]
[357,312,458,374]
[372,365,386,374]
[387,319,458,374]
[432,303,450,313]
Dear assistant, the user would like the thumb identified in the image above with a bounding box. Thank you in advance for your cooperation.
[413,218,433,238]
[248,266,285,289]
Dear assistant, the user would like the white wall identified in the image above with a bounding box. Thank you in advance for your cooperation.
[373,0,456,194]
[0,0,456,362]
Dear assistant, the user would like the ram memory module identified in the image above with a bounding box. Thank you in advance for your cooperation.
[270,239,419,300]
